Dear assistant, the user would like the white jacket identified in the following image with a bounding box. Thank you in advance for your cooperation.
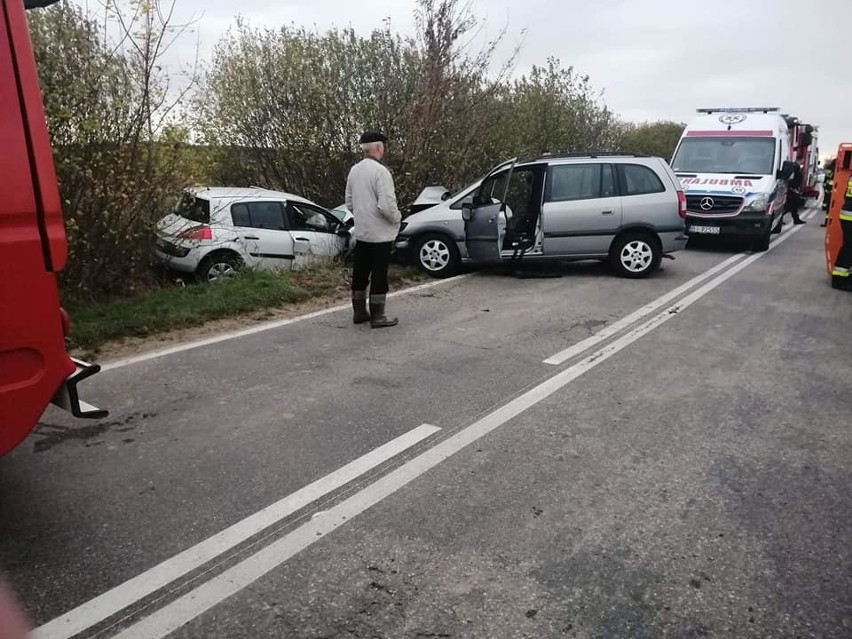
[345,158,402,243]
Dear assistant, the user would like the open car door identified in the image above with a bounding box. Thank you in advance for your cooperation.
[462,158,517,262]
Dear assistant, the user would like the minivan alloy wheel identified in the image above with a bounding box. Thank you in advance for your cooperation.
[419,238,451,272]
[620,240,654,273]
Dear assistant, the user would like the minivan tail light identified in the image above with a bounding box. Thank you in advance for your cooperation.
[178,225,213,241]
[677,190,687,219]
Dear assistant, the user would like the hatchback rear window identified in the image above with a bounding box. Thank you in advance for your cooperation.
[174,193,210,223]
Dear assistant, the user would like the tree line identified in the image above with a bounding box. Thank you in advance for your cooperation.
[27,0,684,300]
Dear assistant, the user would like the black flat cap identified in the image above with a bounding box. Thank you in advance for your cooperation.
[359,131,388,144]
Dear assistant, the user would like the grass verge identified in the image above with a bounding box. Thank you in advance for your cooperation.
[66,262,424,355]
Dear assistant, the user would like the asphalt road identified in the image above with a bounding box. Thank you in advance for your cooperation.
[2,206,851,638]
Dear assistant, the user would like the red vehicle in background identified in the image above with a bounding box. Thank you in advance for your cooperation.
[0,0,106,455]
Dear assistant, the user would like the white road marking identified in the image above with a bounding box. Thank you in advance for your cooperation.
[99,209,821,375]
[111,216,811,639]
[545,207,821,365]
[544,253,746,365]
[32,424,441,639]
[100,275,470,372]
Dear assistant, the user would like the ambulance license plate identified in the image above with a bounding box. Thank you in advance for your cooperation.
[690,225,720,235]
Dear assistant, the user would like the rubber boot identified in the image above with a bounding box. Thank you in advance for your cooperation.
[352,290,370,324]
[369,294,398,328]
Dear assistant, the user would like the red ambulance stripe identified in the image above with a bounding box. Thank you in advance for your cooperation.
[685,130,774,137]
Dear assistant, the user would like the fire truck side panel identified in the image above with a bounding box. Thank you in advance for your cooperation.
[0,0,76,455]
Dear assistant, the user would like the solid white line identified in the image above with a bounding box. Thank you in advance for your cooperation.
[100,275,470,372]
[32,424,441,639]
[112,219,810,639]
[543,252,746,365]
[545,205,822,366]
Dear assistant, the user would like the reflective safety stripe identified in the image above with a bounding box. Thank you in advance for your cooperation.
[840,211,852,221]
[833,268,850,277]
[847,178,852,198]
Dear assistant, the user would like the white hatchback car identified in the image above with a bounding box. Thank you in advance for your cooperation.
[154,187,352,282]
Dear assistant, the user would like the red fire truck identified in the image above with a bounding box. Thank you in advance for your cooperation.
[787,115,820,199]
[0,0,106,455]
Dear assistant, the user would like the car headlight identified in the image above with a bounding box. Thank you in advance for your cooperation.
[743,194,768,212]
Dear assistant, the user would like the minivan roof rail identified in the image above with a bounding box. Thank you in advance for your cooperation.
[531,151,650,161]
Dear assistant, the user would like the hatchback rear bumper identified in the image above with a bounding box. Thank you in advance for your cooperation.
[152,244,202,274]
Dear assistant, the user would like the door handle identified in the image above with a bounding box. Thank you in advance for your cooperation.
[601,210,614,215]
[243,235,260,240]
[294,237,311,242]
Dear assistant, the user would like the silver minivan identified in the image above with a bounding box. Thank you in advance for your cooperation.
[395,153,688,278]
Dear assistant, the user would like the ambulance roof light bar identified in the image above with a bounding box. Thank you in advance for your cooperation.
[697,107,780,114]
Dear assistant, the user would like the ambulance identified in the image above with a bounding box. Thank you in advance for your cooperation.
[671,107,817,251]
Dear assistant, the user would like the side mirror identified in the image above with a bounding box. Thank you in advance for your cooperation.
[461,195,474,221]
[336,218,354,235]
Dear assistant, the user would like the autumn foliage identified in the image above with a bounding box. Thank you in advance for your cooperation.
[27,0,683,300]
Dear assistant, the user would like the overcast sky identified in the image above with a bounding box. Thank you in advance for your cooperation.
[93,0,852,160]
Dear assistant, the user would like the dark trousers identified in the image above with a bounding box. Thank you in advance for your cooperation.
[785,191,803,222]
[837,218,852,270]
[352,241,393,295]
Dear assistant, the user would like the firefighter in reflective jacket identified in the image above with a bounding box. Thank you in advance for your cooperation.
[832,176,852,287]
[821,160,835,227]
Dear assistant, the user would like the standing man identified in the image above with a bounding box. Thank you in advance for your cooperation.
[784,160,807,226]
[822,158,836,227]
[345,131,402,328]
[773,160,805,233]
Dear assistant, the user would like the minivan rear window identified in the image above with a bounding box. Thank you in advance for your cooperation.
[174,193,210,223]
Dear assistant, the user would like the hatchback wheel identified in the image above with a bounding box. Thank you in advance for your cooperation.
[198,253,242,283]
[415,234,460,278]
[610,233,661,279]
